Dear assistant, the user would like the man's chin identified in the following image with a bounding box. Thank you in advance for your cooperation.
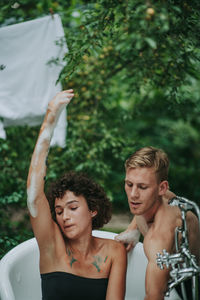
[130,208,143,215]
[129,203,143,215]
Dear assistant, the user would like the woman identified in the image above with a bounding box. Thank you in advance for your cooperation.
[27,90,127,300]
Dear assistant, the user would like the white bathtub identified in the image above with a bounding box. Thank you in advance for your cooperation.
[0,230,181,300]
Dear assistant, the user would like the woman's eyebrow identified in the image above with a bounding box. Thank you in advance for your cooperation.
[55,205,62,209]
[55,200,79,209]
[66,200,79,205]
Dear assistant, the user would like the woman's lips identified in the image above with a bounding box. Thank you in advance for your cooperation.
[64,224,75,230]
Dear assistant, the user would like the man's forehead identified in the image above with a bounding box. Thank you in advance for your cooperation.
[125,167,157,181]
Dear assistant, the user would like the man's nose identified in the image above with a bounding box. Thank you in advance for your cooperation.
[130,186,139,198]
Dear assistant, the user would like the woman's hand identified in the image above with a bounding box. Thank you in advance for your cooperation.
[48,90,74,113]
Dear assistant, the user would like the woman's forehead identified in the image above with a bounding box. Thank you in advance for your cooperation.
[55,191,86,206]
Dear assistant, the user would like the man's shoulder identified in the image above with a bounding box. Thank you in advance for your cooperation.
[143,209,179,257]
[186,210,198,223]
[156,201,182,227]
[186,211,199,236]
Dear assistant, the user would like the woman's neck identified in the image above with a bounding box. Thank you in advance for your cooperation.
[66,235,95,258]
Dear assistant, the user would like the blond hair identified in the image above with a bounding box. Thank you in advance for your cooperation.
[125,146,169,182]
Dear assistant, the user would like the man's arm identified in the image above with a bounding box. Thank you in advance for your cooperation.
[115,216,141,251]
[144,233,172,300]
[145,260,169,300]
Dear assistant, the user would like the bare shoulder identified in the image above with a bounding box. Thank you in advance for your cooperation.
[164,204,198,233]
[144,205,198,259]
[109,238,126,251]
[156,203,182,231]
[186,210,199,224]
[186,210,199,235]
[186,211,200,262]
[144,206,180,258]
[95,236,126,257]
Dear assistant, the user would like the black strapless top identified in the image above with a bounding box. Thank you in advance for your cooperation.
[41,271,108,300]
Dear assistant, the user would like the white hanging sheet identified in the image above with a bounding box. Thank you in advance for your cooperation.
[0,14,67,147]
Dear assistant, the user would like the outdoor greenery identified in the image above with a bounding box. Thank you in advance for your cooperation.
[0,0,200,258]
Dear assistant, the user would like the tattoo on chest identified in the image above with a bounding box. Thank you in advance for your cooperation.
[66,248,77,267]
[104,256,108,263]
[66,248,108,272]
[92,255,108,272]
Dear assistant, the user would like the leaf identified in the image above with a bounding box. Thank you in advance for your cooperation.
[144,37,157,49]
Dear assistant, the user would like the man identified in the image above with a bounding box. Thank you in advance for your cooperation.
[116,146,200,300]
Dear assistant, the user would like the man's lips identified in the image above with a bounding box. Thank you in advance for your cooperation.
[130,201,141,208]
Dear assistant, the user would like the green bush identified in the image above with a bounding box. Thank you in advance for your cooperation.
[0,0,200,258]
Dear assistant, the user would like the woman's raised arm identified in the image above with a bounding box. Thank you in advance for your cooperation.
[26,90,74,244]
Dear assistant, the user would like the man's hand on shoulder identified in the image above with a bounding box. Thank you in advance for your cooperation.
[115,228,140,252]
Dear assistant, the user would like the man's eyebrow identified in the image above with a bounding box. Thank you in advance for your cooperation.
[125,179,148,185]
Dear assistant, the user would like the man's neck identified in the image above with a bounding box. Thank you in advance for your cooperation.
[143,197,162,225]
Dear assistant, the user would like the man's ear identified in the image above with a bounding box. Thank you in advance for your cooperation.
[158,180,169,196]
[90,210,97,218]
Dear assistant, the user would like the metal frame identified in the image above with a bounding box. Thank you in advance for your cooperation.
[156,196,200,299]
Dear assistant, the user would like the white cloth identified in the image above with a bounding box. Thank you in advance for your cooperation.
[0,14,67,147]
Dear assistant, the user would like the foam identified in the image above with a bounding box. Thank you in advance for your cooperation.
[27,91,73,218]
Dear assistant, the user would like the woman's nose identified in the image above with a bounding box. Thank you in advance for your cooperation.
[63,209,70,220]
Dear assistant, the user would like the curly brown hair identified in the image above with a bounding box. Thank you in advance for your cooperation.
[47,171,112,230]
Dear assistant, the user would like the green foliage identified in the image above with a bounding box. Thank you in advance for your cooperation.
[60,0,200,201]
[0,0,200,258]
[61,0,200,101]
[0,126,37,258]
